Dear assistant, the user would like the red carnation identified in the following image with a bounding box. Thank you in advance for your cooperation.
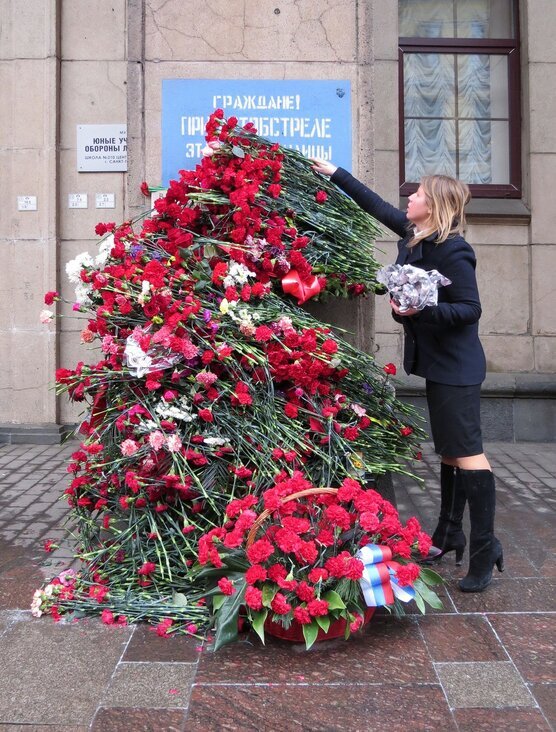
[217,577,235,595]
[400,426,413,437]
[315,190,328,204]
[395,563,420,587]
[383,363,397,375]
[321,338,338,354]
[245,564,268,585]
[307,598,329,617]
[271,593,291,615]
[246,538,274,564]
[140,181,150,197]
[198,408,214,423]
[254,325,273,342]
[138,561,157,575]
[44,291,59,305]
[293,606,312,625]
[245,586,263,610]
[284,402,298,419]
[295,581,315,603]
[308,568,329,583]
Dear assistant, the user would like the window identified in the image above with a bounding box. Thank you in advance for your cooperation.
[399,0,520,198]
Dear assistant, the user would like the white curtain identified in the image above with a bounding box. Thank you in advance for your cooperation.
[401,0,511,184]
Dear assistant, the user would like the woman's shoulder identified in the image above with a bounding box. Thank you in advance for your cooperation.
[441,234,476,258]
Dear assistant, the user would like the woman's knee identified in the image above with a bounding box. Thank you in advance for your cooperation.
[448,454,492,471]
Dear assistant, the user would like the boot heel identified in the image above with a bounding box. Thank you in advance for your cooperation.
[455,547,464,566]
[495,553,504,573]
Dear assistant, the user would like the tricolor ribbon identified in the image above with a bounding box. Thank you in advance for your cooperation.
[357,543,416,607]
[281,269,322,304]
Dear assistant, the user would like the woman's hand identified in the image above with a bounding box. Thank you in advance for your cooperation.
[310,158,338,177]
[390,299,420,318]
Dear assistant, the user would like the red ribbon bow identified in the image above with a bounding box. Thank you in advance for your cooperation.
[281,269,322,304]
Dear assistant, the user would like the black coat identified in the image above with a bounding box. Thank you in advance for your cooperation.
[331,167,486,386]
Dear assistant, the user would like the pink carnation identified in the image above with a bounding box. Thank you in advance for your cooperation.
[166,434,182,453]
[121,439,139,456]
[148,431,166,451]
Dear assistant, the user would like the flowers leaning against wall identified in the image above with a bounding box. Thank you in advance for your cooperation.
[197,475,443,650]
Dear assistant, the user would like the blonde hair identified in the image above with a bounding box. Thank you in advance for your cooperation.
[408,175,471,247]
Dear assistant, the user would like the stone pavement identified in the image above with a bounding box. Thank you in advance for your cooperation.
[0,441,554,732]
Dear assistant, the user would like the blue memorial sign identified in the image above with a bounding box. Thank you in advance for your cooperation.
[161,79,351,186]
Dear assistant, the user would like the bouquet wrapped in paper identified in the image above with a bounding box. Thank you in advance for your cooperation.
[376,264,451,312]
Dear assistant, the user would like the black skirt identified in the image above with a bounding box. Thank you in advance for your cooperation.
[426,381,483,458]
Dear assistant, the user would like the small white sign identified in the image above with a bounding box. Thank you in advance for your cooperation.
[77,124,127,172]
[96,193,115,209]
[69,193,88,209]
[151,190,167,209]
[17,195,37,211]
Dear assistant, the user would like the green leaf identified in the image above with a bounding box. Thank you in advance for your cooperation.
[232,145,245,158]
[250,609,268,644]
[171,591,188,608]
[262,584,278,608]
[413,579,444,610]
[412,589,426,614]
[212,593,226,611]
[418,567,444,586]
[323,590,346,611]
[302,621,320,650]
[315,615,331,633]
[212,576,247,652]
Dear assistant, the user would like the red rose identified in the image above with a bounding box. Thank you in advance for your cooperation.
[383,363,397,375]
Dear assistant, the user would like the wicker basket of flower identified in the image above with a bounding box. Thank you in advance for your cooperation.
[196,475,442,650]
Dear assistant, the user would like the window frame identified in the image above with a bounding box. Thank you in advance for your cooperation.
[398,2,521,199]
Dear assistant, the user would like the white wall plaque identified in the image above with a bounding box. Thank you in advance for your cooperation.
[77,124,127,172]
[95,193,116,209]
[69,193,88,209]
[17,195,37,211]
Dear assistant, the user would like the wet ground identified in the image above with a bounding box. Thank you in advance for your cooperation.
[0,441,554,731]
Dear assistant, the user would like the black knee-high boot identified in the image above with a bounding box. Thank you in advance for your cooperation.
[458,469,504,592]
[430,463,467,565]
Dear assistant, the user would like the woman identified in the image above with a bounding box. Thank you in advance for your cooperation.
[311,159,503,593]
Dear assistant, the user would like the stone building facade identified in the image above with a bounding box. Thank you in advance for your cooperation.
[1,0,555,442]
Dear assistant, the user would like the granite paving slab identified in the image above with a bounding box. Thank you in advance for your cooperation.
[435,661,535,709]
[186,683,456,732]
[91,707,187,731]
[101,662,196,709]
[0,616,132,726]
[488,613,556,683]
[418,615,507,662]
[123,625,202,663]
[449,578,555,613]
[453,707,551,731]
[196,617,436,685]
[530,683,556,727]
